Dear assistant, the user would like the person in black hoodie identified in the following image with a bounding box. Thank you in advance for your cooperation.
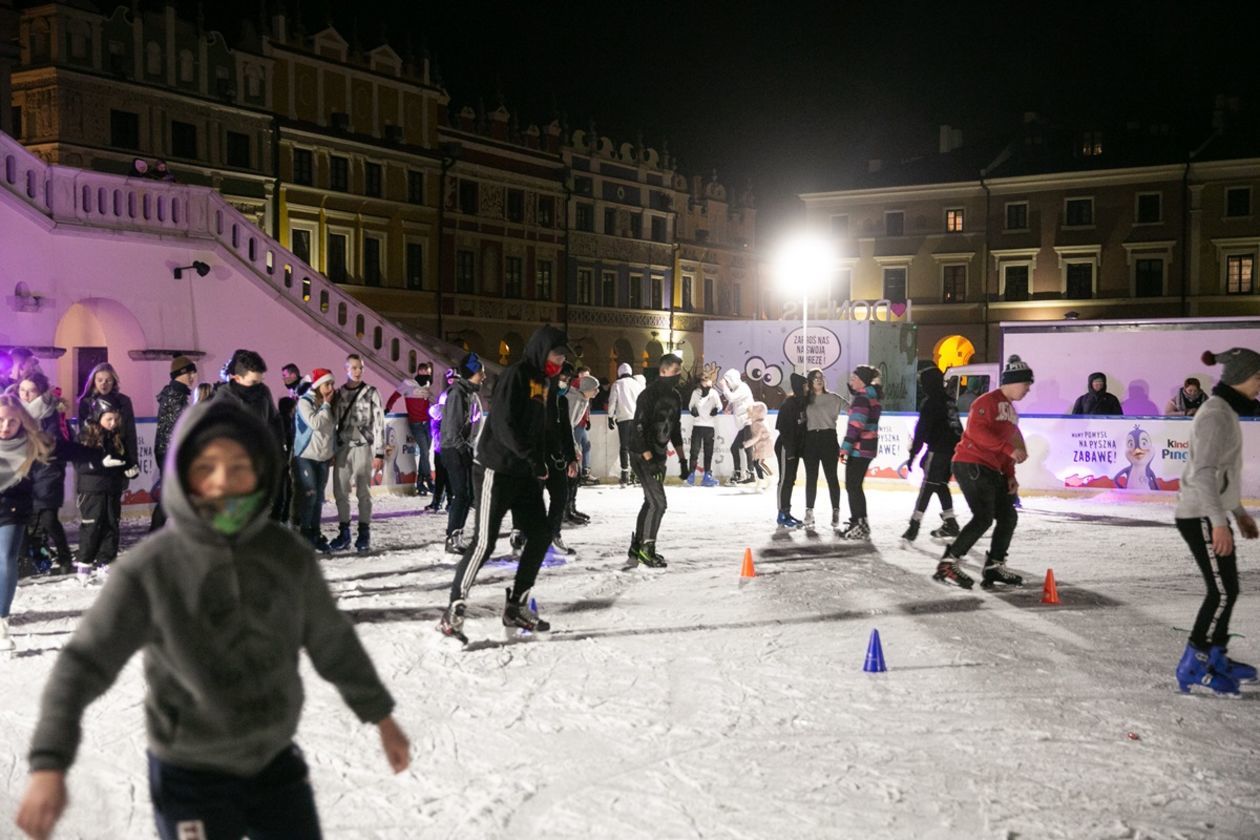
[211,349,288,518]
[1071,372,1124,415]
[902,366,964,541]
[439,325,572,644]
[775,373,808,527]
[627,353,684,568]
[149,356,198,532]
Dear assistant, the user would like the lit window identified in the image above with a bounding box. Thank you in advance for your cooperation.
[1227,254,1255,294]
[945,209,964,233]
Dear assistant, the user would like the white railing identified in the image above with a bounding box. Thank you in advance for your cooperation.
[1,130,482,383]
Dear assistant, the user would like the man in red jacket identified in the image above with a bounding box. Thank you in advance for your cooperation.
[386,362,434,495]
[936,355,1034,590]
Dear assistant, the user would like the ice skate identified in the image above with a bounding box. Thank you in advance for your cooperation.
[727,470,745,487]
[579,468,600,487]
[901,520,920,541]
[685,471,698,486]
[831,509,841,529]
[509,529,524,558]
[840,518,871,540]
[1209,646,1258,684]
[329,522,352,551]
[619,469,630,487]
[565,506,591,525]
[503,588,551,635]
[736,471,756,485]
[803,508,815,529]
[551,534,576,556]
[980,555,1023,588]
[634,539,668,569]
[0,617,15,655]
[444,531,465,555]
[626,532,640,562]
[930,518,960,539]
[1176,643,1240,696]
[354,523,370,553]
[777,511,802,529]
[701,472,719,488]
[438,602,468,645]
[932,550,974,589]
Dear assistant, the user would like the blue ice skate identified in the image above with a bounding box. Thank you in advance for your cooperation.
[1209,646,1258,684]
[777,511,802,529]
[685,471,698,486]
[1176,643,1240,696]
[701,472,719,488]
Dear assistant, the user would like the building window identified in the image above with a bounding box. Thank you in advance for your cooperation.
[110,109,140,150]
[11,107,20,140]
[330,156,349,192]
[651,216,666,242]
[1134,258,1163,297]
[459,179,478,214]
[1226,186,1252,218]
[1079,131,1104,157]
[1003,265,1030,301]
[291,229,312,264]
[604,208,618,236]
[1005,202,1028,231]
[536,260,553,300]
[681,276,694,311]
[327,233,349,283]
[504,256,523,298]
[942,264,966,303]
[703,277,715,313]
[364,162,382,198]
[1136,192,1162,224]
[288,149,312,186]
[1227,254,1255,294]
[538,196,554,227]
[405,242,424,290]
[575,203,594,232]
[455,250,475,293]
[601,271,617,307]
[577,268,594,304]
[506,190,524,223]
[407,170,424,204]
[170,120,197,159]
[883,267,907,302]
[733,283,742,315]
[629,275,642,309]
[1065,197,1094,227]
[573,175,593,196]
[629,213,642,240]
[363,236,382,286]
[225,131,251,168]
[945,208,964,233]
[1065,263,1093,299]
[830,214,849,237]
[885,211,904,237]
[650,276,663,310]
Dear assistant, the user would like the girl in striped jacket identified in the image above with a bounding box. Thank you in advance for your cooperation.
[838,365,882,540]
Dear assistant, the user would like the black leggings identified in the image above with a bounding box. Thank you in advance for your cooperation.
[730,426,752,472]
[1177,517,1240,650]
[689,427,715,473]
[545,464,569,538]
[616,420,635,471]
[912,451,955,519]
[776,442,800,514]
[802,430,841,510]
[845,456,871,519]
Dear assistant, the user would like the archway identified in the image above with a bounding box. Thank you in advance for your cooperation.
[500,331,525,366]
[54,298,150,411]
[613,338,635,374]
[932,334,975,372]
[644,338,664,370]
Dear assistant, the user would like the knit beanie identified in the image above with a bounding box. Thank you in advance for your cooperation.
[309,368,335,391]
[170,355,197,379]
[1001,354,1034,385]
[1203,348,1260,386]
[853,365,881,387]
[458,351,483,379]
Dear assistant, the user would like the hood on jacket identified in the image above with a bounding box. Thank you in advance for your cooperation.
[789,373,807,398]
[617,363,633,378]
[523,325,572,375]
[920,367,946,397]
[1088,372,1108,392]
[633,374,646,385]
[721,369,743,390]
[577,374,600,397]
[747,401,767,421]
[165,399,281,540]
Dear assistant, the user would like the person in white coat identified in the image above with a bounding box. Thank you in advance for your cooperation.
[686,373,723,486]
[606,363,645,487]
[718,369,755,485]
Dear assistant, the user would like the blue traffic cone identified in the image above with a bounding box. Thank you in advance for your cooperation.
[529,597,538,614]
[863,629,887,673]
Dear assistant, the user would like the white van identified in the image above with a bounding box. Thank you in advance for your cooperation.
[943,363,999,413]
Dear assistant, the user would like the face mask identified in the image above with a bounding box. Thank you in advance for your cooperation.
[544,360,563,378]
[193,489,266,536]
[557,382,570,394]
[416,375,432,387]
[700,385,710,397]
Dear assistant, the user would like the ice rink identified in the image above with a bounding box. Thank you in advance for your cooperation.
[3,481,1258,839]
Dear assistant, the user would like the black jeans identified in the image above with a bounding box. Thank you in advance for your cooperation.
[432,448,450,507]
[32,508,73,569]
[616,419,635,471]
[1177,517,1239,649]
[77,490,122,566]
[689,426,715,473]
[545,462,570,537]
[450,465,550,604]
[442,447,474,536]
[951,461,1018,561]
[802,430,841,510]
[149,466,168,532]
[148,744,321,840]
[630,454,668,543]
[912,450,955,518]
[845,456,871,520]
[776,442,800,514]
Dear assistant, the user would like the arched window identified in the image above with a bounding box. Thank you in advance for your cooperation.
[179,50,195,83]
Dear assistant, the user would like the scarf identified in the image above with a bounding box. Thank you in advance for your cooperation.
[1212,381,1259,418]
[0,431,31,493]
[191,489,267,536]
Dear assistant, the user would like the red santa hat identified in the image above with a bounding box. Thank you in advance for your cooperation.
[309,368,335,391]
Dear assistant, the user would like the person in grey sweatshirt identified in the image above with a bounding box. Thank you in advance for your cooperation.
[1172,348,1260,697]
[16,399,409,840]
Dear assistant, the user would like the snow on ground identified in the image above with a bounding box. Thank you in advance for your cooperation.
[3,481,1260,839]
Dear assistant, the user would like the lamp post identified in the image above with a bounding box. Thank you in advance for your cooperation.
[775,233,835,375]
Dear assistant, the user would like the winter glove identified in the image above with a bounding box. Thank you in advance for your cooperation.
[648,460,667,484]
[690,406,700,417]
[608,417,616,430]
[124,465,141,479]
[679,463,689,480]
[709,407,719,416]
[900,458,912,475]
[102,455,126,468]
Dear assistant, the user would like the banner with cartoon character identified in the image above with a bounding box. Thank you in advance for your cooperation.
[1015,415,1199,493]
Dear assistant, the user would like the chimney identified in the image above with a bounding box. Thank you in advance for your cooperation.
[544,120,561,153]
[489,105,509,141]
[457,106,476,132]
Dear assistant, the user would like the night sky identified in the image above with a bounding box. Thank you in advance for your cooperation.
[196,0,1253,232]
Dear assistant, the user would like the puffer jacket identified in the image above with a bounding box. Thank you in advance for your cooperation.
[607,364,645,423]
[841,384,882,460]
[720,369,754,428]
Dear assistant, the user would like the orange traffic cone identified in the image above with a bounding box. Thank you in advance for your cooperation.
[740,547,756,579]
[1041,569,1060,605]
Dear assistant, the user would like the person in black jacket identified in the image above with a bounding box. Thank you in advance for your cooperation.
[440,325,572,644]
[544,364,580,556]
[149,356,198,532]
[627,353,684,568]
[902,366,964,541]
[210,349,288,518]
[73,399,132,573]
[76,363,139,480]
[775,373,808,528]
[1070,372,1124,415]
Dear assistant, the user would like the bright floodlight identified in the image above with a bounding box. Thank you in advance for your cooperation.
[774,233,835,295]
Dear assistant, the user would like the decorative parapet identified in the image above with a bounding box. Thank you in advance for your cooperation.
[569,232,669,265]
[449,294,560,324]
[568,305,671,330]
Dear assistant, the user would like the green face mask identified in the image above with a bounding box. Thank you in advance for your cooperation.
[196,489,266,535]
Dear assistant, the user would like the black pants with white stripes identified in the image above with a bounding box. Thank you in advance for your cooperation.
[911,450,955,519]
[630,455,668,544]
[1177,517,1239,650]
[449,465,550,606]
[775,442,800,514]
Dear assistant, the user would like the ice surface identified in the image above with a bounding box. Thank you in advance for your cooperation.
[2,482,1259,839]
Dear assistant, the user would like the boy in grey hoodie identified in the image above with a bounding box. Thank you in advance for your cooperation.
[17,400,409,840]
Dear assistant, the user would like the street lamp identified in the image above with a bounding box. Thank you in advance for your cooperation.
[774,232,835,374]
